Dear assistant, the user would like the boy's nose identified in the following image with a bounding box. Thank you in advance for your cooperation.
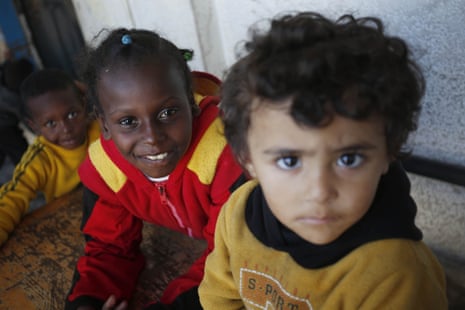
[62,121,72,133]
[305,168,337,203]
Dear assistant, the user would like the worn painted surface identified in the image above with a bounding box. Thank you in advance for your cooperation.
[0,187,205,309]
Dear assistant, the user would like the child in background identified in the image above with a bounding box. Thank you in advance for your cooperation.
[199,12,448,309]
[0,68,100,246]
[65,29,244,310]
[0,58,34,171]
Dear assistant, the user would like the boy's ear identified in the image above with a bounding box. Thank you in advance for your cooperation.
[383,161,390,174]
[383,155,395,175]
[25,118,39,135]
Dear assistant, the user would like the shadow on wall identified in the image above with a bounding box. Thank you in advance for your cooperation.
[19,0,84,77]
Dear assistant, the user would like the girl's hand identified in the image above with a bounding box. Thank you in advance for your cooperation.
[102,295,128,310]
[76,295,128,310]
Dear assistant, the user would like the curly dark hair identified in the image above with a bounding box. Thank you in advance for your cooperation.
[78,28,195,115]
[221,12,425,162]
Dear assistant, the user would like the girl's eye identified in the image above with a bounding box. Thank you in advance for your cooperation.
[276,156,301,170]
[119,117,138,128]
[158,108,178,120]
[337,153,364,168]
[68,111,78,119]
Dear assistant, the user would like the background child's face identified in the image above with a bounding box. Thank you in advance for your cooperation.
[26,87,88,149]
[96,61,193,178]
[244,99,390,245]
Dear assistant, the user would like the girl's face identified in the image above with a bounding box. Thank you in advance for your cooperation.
[26,87,88,149]
[244,99,390,245]
[96,61,194,178]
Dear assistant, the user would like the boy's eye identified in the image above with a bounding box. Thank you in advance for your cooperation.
[337,153,364,168]
[45,120,56,128]
[276,156,301,170]
[158,108,178,120]
[68,111,78,119]
[119,117,138,128]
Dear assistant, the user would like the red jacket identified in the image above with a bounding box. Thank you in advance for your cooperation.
[66,96,244,308]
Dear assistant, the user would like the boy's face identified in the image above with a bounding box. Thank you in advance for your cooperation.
[244,99,390,245]
[97,61,193,178]
[26,87,88,149]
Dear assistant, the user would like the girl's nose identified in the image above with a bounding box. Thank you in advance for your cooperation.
[143,121,166,144]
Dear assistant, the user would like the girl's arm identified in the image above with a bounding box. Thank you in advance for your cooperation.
[159,146,245,306]
[65,186,145,310]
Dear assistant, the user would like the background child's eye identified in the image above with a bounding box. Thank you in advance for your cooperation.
[158,108,178,120]
[337,153,364,168]
[45,120,56,128]
[68,111,78,119]
[276,156,301,170]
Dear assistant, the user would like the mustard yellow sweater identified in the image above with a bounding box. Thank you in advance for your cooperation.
[199,180,448,310]
[0,120,100,245]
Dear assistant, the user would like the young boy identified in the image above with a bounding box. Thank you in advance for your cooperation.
[199,12,448,309]
[0,68,100,246]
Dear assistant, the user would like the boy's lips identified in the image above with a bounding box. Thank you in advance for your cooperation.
[61,138,79,147]
[297,215,335,225]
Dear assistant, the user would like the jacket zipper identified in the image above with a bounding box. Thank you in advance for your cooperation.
[156,183,193,237]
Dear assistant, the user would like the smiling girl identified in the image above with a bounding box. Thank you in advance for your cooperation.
[65,29,244,310]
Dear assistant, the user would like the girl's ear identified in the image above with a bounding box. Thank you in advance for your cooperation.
[96,113,111,140]
[191,103,201,117]
[189,91,200,117]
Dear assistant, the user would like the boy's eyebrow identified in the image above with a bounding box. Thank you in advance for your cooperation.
[333,143,378,153]
[263,143,378,155]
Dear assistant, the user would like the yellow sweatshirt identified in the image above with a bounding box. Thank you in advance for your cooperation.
[199,180,448,310]
[0,120,100,245]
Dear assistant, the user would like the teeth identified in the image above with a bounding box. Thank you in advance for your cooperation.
[145,152,168,161]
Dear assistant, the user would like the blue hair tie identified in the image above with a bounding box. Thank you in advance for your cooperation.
[121,34,132,45]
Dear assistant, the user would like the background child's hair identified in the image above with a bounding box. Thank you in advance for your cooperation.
[19,68,80,119]
[79,28,194,115]
[221,11,425,161]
